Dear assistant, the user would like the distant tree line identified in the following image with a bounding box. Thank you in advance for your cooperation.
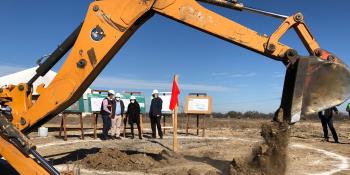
[211,111,274,119]
[210,110,350,121]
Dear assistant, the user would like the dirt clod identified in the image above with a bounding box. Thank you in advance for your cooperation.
[79,147,184,172]
[230,122,290,175]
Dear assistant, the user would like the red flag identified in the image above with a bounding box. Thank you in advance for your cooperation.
[169,77,180,110]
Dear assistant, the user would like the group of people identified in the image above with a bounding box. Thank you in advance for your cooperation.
[100,89,164,140]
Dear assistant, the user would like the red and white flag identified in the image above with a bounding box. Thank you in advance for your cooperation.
[169,76,180,110]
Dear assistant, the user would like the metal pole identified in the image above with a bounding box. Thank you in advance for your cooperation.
[30,149,60,175]
[28,23,83,86]
[197,0,288,19]
[242,6,288,19]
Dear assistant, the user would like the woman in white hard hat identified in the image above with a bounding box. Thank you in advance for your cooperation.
[126,96,142,139]
[100,90,115,140]
[149,89,163,139]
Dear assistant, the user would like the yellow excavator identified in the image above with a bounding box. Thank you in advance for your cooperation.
[1,0,350,174]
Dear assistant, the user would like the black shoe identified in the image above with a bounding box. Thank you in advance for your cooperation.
[101,136,107,141]
[139,136,143,140]
[116,137,122,140]
[160,136,163,139]
[335,140,340,143]
[112,136,116,140]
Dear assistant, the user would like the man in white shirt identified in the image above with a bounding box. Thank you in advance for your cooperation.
[111,93,125,140]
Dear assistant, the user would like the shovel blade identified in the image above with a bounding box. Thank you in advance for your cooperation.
[281,56,350,124]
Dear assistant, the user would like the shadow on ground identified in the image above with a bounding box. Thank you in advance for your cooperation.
[184,155,231,175]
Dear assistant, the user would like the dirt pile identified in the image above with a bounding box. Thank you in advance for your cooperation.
[230,122,290,175]
[79,147,185,172]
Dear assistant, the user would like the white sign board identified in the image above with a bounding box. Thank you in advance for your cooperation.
[185,96,212,114]
[90,98,104,112]
[188,98,209,111]
[122,99,130,112]
[158,92,172,114]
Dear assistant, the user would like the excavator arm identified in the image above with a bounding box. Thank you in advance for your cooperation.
[1,0,349,174]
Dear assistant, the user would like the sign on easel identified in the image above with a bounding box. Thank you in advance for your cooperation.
[87,93,146,114]
[158,92,173,134]
[185,96,212,114]
[158,92,172,114]
[184,94,212,137]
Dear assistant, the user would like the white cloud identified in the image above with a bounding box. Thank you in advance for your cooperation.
[212,72,256,78]
[92,76,236,92]
[0,65,28,77]
[230,72,256,78]
[211,72,228,76]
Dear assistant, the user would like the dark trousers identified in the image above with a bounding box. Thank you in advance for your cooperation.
[102,114,111,139]
[320,116,338,142]
[150,115,163,138]
[130,122,141,138]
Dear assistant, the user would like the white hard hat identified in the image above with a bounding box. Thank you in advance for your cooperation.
[152,89,159,94]
[130,96,136,100]
[115,93,121,98]
[108,90,115,95]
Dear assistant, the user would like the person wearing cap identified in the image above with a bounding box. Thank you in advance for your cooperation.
[100,90,115,140]
[126,96,142,139]
[149,89,163,139]
[111,93,125,140]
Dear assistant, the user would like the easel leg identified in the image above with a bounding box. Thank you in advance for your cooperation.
[80,113,84,140]
[63,114,67,141]
[186,115,189,136]
[163,115,166,135]
[123,117,126,138]
[59,114,63,137]
[196,115,199,136]
[202,115,206,137]
[140,114,143,135]
[93,114,97,139]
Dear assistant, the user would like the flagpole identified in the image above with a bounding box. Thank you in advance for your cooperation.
[173,75,179,152]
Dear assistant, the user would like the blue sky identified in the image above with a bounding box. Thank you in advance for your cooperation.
[0,1,350,113]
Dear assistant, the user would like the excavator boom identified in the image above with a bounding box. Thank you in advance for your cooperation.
[0,0,349,174]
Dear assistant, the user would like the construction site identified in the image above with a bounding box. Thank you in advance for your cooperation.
[1,0,350,175]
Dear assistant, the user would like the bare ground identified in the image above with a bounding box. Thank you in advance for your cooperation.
[2,116,350,175]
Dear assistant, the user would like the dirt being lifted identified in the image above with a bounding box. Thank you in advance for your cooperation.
[79,147,185,172]
[230,122,290,175]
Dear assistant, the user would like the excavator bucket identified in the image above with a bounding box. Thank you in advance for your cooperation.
[280,56,350,124]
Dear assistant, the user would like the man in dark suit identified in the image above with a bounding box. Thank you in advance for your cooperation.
[318,106,339,143]
[149,89,163,139]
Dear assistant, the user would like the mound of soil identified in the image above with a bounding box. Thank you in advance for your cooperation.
[79,147,185,172]
[230,122,290,175]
